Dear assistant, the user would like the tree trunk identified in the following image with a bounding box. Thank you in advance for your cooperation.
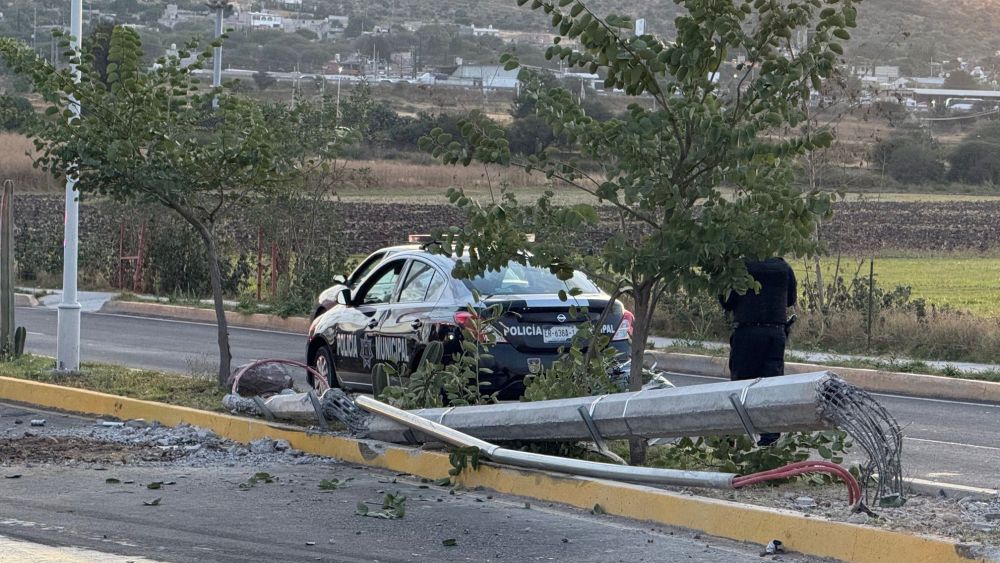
[626,284,652,465]
[193,222,232,386]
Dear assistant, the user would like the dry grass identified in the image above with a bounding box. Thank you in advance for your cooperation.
[793,308,1000,365]
[0,133,59,192]
[649,291,1000,365]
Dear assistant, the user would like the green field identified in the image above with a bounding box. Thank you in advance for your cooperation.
[793,257,1000,318]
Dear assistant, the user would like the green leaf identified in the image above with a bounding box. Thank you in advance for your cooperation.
[442,538,458,547]
[318,479,342,491]
[105,478,121,484]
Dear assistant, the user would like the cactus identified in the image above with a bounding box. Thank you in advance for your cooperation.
[13,326,25,358]
[372,363,390,396]
[0,180,17,360]
[419,341,444,367]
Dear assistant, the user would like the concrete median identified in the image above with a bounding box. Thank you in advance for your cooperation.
[100,299,310,333]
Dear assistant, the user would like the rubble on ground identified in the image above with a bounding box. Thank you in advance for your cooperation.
[700,481,1000,545]
[0,418,339,469]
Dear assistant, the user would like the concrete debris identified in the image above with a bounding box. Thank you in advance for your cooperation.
[29,419,46,427]
[846,513,869,525]
[794,496,817,509]
[250,438,277,454]
[1,418,337,469]
[764,539,784,555]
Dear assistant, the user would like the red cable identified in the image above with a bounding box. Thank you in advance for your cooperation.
[733,460,861,506]
[734,461,861,505]
[734,461,860,501]
[735,467,859,504]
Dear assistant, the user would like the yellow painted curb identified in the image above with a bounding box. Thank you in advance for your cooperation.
[648,352,1000,404]
[0,376,995,563]
[100,300,309,333]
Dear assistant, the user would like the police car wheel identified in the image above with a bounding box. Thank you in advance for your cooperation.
[312,346,339,389]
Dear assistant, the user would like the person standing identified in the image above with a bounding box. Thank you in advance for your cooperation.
[719,257,797,446]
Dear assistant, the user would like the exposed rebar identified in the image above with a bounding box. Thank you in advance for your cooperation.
[818,378,904,504]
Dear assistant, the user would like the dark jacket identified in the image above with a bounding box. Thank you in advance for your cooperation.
[719,258,797,324]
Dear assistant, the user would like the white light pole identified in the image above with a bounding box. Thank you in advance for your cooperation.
[208,1,228,108]
[335,74,342,119]
[56,0,83,372]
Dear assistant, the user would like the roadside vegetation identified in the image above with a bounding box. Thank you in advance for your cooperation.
[2,354,226,411]
[653,264,1000,366]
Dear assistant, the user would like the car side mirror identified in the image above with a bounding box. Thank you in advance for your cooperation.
[332,274,347,284]
[336,287,351,306]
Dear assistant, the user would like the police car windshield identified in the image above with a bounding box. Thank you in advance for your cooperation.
[461,261,600,296]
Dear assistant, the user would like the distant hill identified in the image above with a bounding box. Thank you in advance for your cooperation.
[335,0,1000,68]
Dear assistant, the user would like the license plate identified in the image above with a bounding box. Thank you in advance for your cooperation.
[542,325,578,343]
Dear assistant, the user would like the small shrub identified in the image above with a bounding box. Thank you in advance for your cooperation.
[379,304,501,409]
[948,141,1000,184]
[645,431,854,476]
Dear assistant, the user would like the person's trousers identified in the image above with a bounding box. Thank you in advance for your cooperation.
[728,325,786,380]
[728,325,786,446]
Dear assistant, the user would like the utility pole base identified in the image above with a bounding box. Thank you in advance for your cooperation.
[55,302,81,372]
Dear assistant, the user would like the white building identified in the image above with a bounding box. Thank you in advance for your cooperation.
[449,65,519,89]
[470,24,501,38]
[248,12,283,29]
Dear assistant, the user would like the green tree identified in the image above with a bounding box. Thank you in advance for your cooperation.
[947,122,1000,184]
[887,142,944,184]
[948,141,1000,184]
[0,28,292,385]
[420,0,854,462]
[871,129,944,185]
[252,69,277,91]
[0,95,34,131]
[943,69,982,90]
[84,19,117,84]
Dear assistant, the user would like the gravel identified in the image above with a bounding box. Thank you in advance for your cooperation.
[701,481,1000,546]
[1,417,340,469]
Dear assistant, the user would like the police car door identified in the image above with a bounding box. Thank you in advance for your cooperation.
[332,259,405,386]
[379,258,447,375]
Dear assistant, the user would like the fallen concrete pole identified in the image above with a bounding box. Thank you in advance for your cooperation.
[354,394,738,489]
[223,370,902,504]
[360,372,838,443]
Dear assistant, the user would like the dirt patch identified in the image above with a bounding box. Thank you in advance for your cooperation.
[0,434,182,465]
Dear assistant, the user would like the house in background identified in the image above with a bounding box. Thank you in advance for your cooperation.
[448,65,519,89]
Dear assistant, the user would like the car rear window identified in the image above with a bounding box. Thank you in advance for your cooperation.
[461,261,600,296]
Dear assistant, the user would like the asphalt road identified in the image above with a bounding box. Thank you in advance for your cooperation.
[18,307,304,376]
[15,306,1000,491]
[0,402,826,563]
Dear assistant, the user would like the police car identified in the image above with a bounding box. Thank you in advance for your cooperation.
[306,246,633,399]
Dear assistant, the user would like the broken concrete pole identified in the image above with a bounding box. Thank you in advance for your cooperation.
[361,372,840,443]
